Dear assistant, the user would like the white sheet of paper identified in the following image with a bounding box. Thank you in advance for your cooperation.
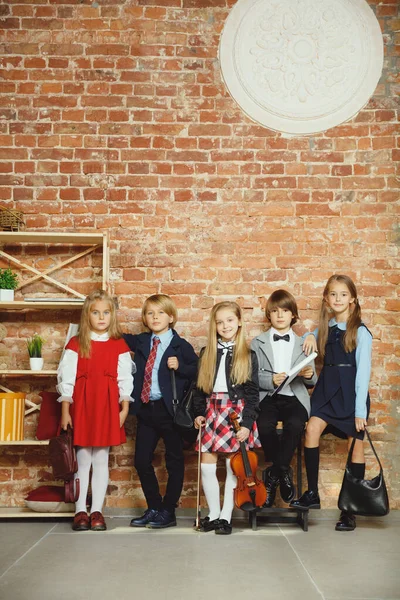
[272,351,318,396]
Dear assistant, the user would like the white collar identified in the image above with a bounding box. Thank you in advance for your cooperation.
[90,331,110,341]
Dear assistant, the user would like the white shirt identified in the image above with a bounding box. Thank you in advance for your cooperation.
[270,327,295,396]
[213,340,235,393]
[57,331,135,404]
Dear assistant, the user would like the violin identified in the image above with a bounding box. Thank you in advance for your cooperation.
[229,411,267,511]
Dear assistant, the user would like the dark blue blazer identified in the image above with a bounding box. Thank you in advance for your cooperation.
[123,329,198,417]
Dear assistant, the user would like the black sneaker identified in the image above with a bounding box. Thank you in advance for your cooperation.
[199,516,220,532]
[335,511,356,532]
[290,490,321,511]
[146,508,177,529]
[279,467,295,503]
[215,519,232,535]
[263,467,280,508]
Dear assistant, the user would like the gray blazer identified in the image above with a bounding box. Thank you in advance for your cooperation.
[251,330,317,417]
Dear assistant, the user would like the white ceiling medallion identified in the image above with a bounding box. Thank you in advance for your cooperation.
[219,0,384,135]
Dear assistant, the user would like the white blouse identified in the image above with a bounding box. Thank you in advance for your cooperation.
[57,331,135,404]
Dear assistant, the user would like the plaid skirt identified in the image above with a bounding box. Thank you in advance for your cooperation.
[196,392,261,453]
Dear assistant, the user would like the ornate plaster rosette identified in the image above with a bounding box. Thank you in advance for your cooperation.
[219,0,384,134]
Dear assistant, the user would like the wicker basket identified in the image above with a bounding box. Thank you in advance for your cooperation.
[0,205,24,231]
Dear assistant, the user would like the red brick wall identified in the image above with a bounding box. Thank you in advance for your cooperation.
[0,0,399,511]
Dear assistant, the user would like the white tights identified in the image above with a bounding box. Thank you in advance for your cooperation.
[200,458,236,523]
[75,446,110,514]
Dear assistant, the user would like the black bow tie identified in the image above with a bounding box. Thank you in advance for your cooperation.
[273,333,290,342]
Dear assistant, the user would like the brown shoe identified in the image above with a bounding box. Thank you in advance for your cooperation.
[72,511,90,531]
[90,511,107,531]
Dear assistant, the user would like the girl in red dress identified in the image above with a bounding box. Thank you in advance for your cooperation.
[58,290,134,532]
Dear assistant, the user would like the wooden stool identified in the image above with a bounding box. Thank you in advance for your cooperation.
[248,425,309,532]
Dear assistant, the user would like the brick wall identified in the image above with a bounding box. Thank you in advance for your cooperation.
[0,0,399,511]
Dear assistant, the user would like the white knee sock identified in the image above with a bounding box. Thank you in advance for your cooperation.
[90,446,110,514]
[75,447,92,514]
[219,458,237,524]
[201,462,220,521]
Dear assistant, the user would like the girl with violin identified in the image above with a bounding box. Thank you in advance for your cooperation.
[193,301,261,535]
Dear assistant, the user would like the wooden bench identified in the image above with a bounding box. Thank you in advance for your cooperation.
[248,427,309,532]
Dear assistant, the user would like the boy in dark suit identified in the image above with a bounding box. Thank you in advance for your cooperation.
[251,290,317,507]
[124,294,198,528]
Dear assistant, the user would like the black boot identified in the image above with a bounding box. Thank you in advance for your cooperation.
[279,466,295,503]
[263,467,280,508]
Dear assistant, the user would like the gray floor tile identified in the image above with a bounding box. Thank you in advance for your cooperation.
[285,516,400,599]
[0,522,56,577]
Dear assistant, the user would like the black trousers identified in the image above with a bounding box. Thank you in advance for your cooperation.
[134,400,184,512]
[257,394,308,469]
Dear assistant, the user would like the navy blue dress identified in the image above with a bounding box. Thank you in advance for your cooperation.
[311,324,370,440]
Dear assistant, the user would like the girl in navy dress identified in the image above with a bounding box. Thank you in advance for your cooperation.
[290,275,372,532]
[193,301,260,535]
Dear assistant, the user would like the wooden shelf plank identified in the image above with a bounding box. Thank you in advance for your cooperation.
[0,232,105,244]
[0,507,73,518]
[0,440,49,445]
[0,301,84,309]
[0,370,57,375]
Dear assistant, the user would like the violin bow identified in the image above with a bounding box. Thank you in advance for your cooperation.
[194,423,203,531]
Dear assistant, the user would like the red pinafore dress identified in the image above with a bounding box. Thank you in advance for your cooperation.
[67,336,130,447]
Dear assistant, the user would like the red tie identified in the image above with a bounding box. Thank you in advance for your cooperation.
[141,337,161,403]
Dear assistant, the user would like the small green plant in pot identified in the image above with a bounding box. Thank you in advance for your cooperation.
[0,267,19,301]
[26,333,45,371]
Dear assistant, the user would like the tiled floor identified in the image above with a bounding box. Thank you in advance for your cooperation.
[0,510,398,600]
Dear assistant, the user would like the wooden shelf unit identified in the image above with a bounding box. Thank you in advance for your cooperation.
[0,230,110,518]
[0,230,109,304]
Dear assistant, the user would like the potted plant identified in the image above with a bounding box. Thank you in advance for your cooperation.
[0,267,19,301]
[26,333,45,371]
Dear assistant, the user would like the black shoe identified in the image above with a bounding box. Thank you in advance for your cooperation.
[199,516,220,532]
[290,490,321,511]
[146,508,177,529]
[262,467,280,508]
[215,519,232,535]
[130,508,159,527]
[335,511,356,532]
[280,467,295,503]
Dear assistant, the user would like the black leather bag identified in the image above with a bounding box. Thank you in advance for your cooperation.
[171,371,195,429]
[338,429,389,517]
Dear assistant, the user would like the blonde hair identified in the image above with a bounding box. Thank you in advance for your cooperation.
[78,289,121,358]
[141,294,177,329]
[197,301,251,394]
[317,274,361,359]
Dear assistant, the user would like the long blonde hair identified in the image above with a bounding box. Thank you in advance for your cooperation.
[317,274,361,359]
[197,301,251,394]
[78,289,121,358]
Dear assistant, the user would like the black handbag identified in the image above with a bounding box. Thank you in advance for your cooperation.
[171,370,195,429]
[338,429,389,517]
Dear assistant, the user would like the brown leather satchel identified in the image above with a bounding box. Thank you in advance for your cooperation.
[48,426,80,504]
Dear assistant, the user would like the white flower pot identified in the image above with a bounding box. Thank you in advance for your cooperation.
[29,357,44,371]
[0,289,14,301]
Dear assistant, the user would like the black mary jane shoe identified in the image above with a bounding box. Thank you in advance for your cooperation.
[215,519,232,535]
[335,511,356,532]
[199,516,220,532]
[290,490,321,511]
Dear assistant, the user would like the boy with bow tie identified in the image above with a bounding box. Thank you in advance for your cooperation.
[251,290,317,507]
[124,294,198,529]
